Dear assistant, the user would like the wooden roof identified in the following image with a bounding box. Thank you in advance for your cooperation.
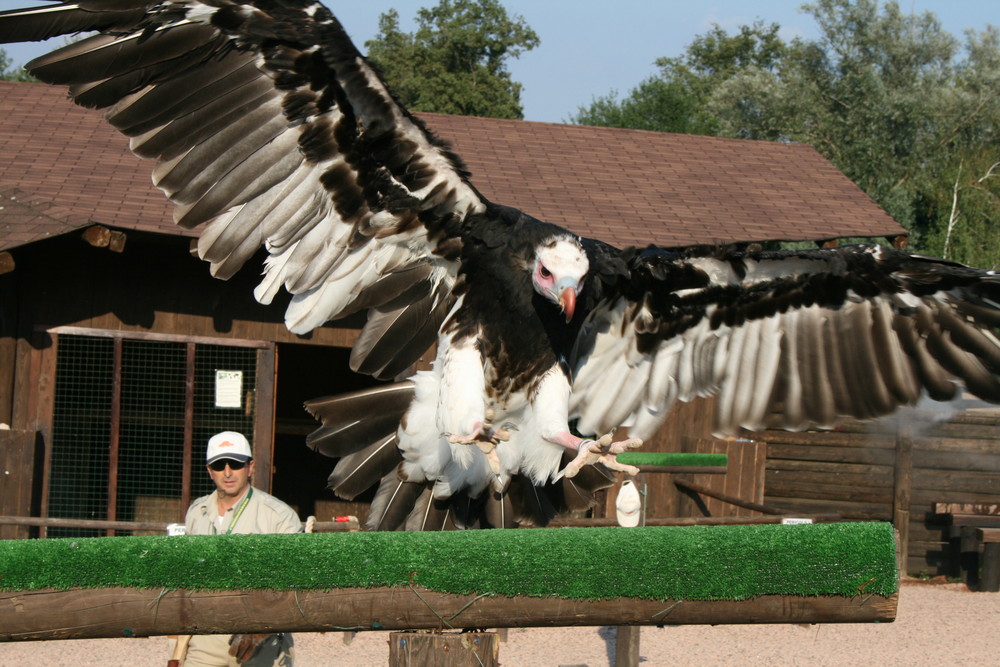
[0,81,905,253]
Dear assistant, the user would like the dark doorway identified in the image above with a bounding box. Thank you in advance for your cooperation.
[270,342,383,520]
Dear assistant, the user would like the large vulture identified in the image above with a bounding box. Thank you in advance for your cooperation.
[2,1,998,530]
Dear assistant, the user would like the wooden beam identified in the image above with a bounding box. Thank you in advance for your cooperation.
[108,230,127,253]
[0,251,14,275]
[81,225,111,247]
[893,412,914,574]
[79,226,127,252]
[549,514,841,527]
[673,477,787,515]
[0,515,360,533]
[0,586,898,641]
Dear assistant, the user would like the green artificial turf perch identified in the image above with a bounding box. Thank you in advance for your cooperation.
[616,452,728,467]
[0,523,897,601]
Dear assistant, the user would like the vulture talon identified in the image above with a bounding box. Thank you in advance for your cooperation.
[560,433,643,479]
[475,440,503,475]
[447,410,512,447]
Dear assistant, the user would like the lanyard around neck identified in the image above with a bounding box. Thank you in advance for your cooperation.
[219,487,253,535]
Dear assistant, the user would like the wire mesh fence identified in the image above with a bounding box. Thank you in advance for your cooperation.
[47,334,261,537]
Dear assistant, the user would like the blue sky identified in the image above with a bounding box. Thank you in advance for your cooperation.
[1,1,997,123]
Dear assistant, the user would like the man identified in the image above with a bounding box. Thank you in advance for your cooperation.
[178,431,301,667]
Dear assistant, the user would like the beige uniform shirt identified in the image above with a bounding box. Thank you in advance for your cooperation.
[181,487,300,665]
[185,487,302,536]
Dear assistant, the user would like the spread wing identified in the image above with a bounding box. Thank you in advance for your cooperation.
[572,244,1000,438]
[0,0,487,379]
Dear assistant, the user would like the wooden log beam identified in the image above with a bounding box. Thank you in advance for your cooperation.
[0,515,360,533]
[0,586,898,641]
[548,514,841,527]
[0,515,171,532]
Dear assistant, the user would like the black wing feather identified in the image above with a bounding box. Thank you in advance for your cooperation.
[574,245,1000,437]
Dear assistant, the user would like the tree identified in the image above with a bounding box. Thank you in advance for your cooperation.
[365,0,539,119]
[0,48,36,82]
[571,22,786,134]
[572,1,1000,269]
[708,0,1000,268]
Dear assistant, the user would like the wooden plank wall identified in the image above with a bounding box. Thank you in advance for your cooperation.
[676,438,766,518]
[760,405,1000,576]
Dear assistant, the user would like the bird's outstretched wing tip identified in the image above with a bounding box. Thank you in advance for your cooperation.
[1,1,489,372]
[573,244,1000,439]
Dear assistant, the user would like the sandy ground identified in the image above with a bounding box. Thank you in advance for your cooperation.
[1,579,996,666]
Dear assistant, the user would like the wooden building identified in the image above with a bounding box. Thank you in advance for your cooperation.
[5,80,984,574]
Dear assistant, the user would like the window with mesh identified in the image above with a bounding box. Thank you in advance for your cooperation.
[47,333,261,537]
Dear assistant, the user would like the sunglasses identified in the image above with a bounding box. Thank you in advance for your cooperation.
[208,459,248,471]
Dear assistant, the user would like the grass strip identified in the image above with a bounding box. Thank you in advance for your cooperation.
[616,452,728,467]
[0,523,897,600]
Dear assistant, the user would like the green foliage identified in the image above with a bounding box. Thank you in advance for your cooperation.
[365,0,538,119]
[708,0,1000,268]
[571,21,786,134]
[0,47,36,81]
[573,1,1000,270]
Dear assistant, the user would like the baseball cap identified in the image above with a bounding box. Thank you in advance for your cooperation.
[206,431,252,464]
[615,480,642,527]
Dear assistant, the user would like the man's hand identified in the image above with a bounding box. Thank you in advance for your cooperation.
[228,633,272,663]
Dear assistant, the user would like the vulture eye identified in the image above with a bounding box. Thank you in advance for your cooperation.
[539,266,551,278]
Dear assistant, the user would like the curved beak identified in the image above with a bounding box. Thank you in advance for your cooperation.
[557,281,578,322]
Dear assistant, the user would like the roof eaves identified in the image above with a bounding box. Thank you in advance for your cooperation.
[0,183,97,251]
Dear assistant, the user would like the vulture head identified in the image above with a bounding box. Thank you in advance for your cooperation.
[532,236,589,322]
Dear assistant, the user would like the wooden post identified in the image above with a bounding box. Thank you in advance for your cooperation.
[893,411,914,575]
[615,476,644,667]
[615,626,641,667]
[389,631,499,666]
[978,530,1000,592]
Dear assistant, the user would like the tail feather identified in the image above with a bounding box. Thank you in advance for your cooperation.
[305,381,414,457]
[366,469,426,531]
[482,487,517,529]
[404,488,458,531]
[327,434,402,501]
[449,492,485,529]
[366,465,615,532]
[506,475,558,527]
